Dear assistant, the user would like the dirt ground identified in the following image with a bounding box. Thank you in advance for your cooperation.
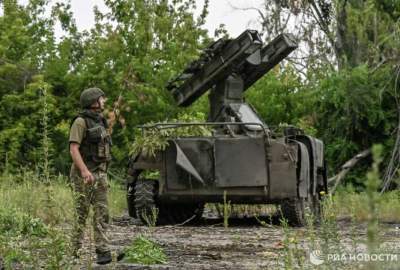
[76,210,400,270]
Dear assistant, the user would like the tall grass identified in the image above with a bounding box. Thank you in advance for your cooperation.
[0,170,127,269]
[109,179,128,217]
[0,171,73,224]
[333,188,400,222]
[0,170,127,225]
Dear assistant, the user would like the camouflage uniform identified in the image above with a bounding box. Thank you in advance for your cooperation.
[69,111,112,255]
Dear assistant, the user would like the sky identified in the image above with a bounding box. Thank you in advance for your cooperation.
[197,0,264,37]
[16,0,265,38]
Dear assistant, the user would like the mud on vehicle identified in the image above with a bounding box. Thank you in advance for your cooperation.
[126,30,328,227]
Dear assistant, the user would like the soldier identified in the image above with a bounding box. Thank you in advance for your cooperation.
[69,87,124,264]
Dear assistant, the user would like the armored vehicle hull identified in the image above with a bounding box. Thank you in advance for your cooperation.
[127,125,327,226]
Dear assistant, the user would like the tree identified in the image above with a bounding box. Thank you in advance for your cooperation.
[0,0,58,169]
[0,0,211,173]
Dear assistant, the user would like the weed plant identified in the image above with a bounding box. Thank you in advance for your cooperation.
[0,207,69,269]
[223,190,231,228]
[142,206,159,227]
[124,234,167,265]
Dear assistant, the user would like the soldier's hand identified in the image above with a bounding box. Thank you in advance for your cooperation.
[81,169,95,184]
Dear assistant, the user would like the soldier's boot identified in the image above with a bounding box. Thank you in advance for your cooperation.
[116,250,125,261]
[96,250,112,265]
[71,241,83,260]
[96,249,125,265]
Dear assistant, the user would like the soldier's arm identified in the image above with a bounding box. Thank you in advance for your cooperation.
[70,143,95,184]
[69,117,95,184]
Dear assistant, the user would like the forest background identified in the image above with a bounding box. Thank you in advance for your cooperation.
[1,0,400,189]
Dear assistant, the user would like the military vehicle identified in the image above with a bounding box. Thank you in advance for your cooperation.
[126,30,328,226]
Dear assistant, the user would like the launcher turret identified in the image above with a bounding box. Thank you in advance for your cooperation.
[166,30,297,131]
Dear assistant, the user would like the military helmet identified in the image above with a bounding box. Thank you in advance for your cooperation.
[80,87,105,108]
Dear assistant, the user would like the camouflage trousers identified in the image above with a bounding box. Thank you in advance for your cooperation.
[70,166,110,254]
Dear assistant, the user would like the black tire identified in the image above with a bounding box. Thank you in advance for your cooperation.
[280,143,325,227]
[280,195,320,227]
[134,179,204,225]
[311,190,322,224]
[134,179,158,225]
[280,199,308,227]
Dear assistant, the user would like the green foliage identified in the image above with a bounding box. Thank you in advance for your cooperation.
[376,0,400,20]
[130,112,211,157]
[341,0,398,66]
[0,169,126,226]
[246,68,306,127]
[0,207,48,237]
[124,234,167,265]
[309,65,396,176]
[0,213,69,269]
[0,0,58,171]
[0,206,60,269]
[0,74,57,168]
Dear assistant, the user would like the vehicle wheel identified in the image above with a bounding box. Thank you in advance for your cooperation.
[134,179,158,225]
[312,165,328,223]
[280,199,308,227]
[134,179,204,225]
[310,193,322,224]
[280,195,320,227]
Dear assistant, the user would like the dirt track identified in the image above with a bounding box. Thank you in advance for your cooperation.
[72,208,400,270]
[116,217,292,268]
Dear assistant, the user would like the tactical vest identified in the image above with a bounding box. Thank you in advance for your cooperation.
[73,111,112,170]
